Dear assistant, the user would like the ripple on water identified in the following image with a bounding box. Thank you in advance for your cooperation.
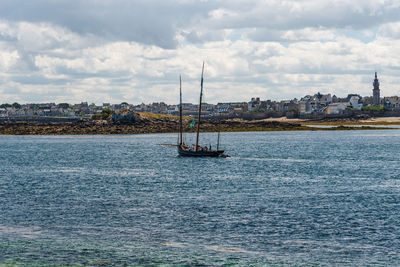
[1,131,400,266]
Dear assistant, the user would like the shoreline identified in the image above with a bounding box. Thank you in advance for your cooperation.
[0,119,396,135]
[257,116,400,126]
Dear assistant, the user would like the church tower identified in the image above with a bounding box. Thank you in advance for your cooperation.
[373,72,380,105]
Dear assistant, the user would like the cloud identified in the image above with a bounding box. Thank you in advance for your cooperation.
[247,27,337,42]
[0,48,19,71]
[0,1,400,104]
[1,1,400,47]
[378,21,400,39]
[201,0,400,31]
[0,0,218,49]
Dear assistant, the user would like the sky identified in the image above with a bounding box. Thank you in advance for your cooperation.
[1,0,400,105]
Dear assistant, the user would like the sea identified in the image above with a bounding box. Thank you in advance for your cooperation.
[0,130,399,266]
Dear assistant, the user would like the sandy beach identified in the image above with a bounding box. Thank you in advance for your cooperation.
[261,116,400,125]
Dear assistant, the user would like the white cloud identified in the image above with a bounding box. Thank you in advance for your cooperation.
[378,21,400,39]
[0,1,399,104]
[281,28,337,42]
[0,46,19,71]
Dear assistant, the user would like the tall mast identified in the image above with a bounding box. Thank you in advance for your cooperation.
[195,62,205,152]
[179,75,183,145]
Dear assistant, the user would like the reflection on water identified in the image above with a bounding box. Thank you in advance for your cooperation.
[0,226,43,239]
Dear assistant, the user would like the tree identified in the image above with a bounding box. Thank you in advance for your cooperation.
[101,108,113,120]
[12,102,21,109]
[58,103,70,109]
[0,103,12,108]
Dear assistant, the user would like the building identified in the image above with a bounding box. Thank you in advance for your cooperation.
[248,97,261,111]
[216,103,231,114]
[299,95,312,115]
[384,96,400,109]
[278,100,297,112]
[326,102,349,115]
[349,96,362,109]
[373,72,380,105]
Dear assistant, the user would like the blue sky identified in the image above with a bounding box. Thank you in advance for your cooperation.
[1,0,400,104]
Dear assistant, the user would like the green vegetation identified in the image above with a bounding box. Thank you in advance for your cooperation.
[0,103,21,109]
[361,105,387,112]
[58,103,70,109]
[139,112,191,120]
[0,103,12,108]
[92,108,114,120]
[101,108,113,118]
[12,102,21,109]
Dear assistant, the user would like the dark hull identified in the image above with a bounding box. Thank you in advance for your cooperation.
[178,145,224,157]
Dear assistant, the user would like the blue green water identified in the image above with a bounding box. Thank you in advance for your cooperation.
[1,131,400,266]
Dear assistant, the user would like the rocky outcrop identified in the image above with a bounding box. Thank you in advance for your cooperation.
[3,116,386,135]
[112,110,141,124]
[0,118,311,135]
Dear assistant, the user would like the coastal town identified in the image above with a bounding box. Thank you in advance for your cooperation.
[1,73,399,121]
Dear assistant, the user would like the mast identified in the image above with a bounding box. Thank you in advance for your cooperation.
[179,75,183,145]
[195,62,205,152]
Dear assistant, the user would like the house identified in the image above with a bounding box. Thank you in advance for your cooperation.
[326,102,349,115]
[299,95,312,115]
[349,96,362,110]
[259,100,277,112]
[0,108,7,117]
[318,93,332,105]
[248,97,261,111]
[278,100,297,112]
[202,103,214,112]
[384,96,400,109]
[167,105,177,115]
[216,103,230,114]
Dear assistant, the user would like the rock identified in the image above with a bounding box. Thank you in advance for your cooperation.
[112,110,141,124]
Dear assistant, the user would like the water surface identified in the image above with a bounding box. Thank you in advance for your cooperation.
[1,131,400,266]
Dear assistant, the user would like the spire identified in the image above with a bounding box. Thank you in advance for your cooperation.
[373,71,380,106]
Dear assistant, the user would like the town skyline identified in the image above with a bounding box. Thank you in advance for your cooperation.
[2,72,400,119]
[0,71,394,106]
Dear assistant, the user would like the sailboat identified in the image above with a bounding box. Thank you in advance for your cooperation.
[177,62,226,157]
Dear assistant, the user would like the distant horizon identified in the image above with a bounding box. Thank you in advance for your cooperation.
[0,89,387,107]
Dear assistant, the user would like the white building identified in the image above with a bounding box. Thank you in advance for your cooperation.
[349,96,362,110]
[326,102,349,115]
